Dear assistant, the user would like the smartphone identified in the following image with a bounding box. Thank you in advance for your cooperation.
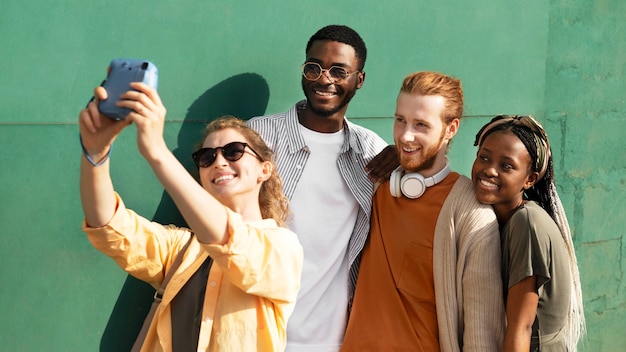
[98,59,159,120]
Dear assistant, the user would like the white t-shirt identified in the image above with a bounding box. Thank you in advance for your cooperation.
[285,124,359,352]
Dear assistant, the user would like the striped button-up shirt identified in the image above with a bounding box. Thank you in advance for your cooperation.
[247,100,388,304]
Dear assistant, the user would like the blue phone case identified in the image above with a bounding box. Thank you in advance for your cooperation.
[98,59,159,120]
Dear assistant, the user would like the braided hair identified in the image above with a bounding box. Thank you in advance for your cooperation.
[475,115,586,350]
[475,118,552,213]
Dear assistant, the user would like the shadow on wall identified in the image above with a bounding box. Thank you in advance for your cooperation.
[99,73,270,351]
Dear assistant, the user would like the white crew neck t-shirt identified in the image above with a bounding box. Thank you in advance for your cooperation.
[285,124,359,352]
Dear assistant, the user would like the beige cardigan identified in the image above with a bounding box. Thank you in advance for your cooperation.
[433,175,506,352]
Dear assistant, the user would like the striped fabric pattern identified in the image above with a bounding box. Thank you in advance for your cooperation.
[247,100,388,304]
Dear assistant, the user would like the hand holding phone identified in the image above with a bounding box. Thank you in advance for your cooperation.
[98,59,159,120]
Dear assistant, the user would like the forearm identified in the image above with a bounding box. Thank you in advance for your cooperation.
[503,326,532,352]
[503,276,538,352]
[146,149,228,245]
[462,266,506,350]
[79,151,117,227]
[462,228,506,350]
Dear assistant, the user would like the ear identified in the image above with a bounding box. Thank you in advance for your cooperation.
[445,118,460,140]
[356,71,366,89]
[257,161,272,183]
[523,171,539,190]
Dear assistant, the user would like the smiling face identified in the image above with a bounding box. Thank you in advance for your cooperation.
[300,40,365,130]
[198,128,271,211]
[471,130,538,222]
[393,92,458,175]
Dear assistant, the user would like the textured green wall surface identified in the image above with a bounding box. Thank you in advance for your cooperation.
[545,1,626,351]
[0,0,623,351]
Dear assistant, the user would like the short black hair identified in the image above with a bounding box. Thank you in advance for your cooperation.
[306,25,367,71]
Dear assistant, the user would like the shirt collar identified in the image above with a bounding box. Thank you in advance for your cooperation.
[286,100,362,155]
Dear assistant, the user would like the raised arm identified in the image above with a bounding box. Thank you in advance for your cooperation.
[79,82,231,246]
[119,83,230,245]
[79,88,129,227]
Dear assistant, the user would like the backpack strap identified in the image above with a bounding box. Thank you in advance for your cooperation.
[131,234,194,352]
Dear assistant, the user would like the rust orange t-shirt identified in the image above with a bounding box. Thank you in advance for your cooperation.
[342,172,460,352]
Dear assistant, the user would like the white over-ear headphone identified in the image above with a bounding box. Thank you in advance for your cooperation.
[390,161,451,199]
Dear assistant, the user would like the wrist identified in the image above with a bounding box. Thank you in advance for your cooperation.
[80,134,112,167]
[141,141,170,163]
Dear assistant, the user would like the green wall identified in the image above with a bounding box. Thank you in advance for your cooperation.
[544,1,626,350]
[0,1,623,350]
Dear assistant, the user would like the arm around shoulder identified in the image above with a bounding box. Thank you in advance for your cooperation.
[454,177,506,351]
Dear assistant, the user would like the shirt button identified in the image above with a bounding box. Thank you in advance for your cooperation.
[296,164,302,169]
[205,317,211,323]
[210,282,217,287]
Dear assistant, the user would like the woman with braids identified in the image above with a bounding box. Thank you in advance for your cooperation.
[79,82,303,351]
[471,115,585,351]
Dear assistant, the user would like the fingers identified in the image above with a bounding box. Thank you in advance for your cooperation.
[366,145,398,183]
[94,82,158,119]
[80,86,109,132]
[79,107,97,134]
[123,82,166,119]
[367,167,386,183]
[131,82,165,113]
[79,95,105,133]
[121,93,152,123]
[94,86,108,101]
[131,82,161,104]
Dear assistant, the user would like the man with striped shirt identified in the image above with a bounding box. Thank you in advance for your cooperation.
[247,25,387,352]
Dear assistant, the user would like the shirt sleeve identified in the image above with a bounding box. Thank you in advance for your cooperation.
[201,208,303,303]
[82,192,191,288]
[435,176,505,352]
[505,207,552,289]
[460,203,506,351]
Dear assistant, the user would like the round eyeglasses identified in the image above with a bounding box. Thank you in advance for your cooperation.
[192,141,262,168]
[301,62,360,84]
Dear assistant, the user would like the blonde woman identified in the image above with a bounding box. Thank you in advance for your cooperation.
[79,82,303,351]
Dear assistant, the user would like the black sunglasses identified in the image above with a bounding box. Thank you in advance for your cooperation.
[192,141,262,168]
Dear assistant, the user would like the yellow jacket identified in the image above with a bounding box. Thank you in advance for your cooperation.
[84,193,303,351]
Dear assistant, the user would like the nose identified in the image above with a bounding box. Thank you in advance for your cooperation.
[399,128,415,144]
[213,150,229,168]
[483,165,498,177]
[318,69,335,84]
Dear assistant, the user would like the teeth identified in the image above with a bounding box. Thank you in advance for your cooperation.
[480,179,498,188]
[403,146,418,152]
[214,175,235,184]
[314,90,335,96]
